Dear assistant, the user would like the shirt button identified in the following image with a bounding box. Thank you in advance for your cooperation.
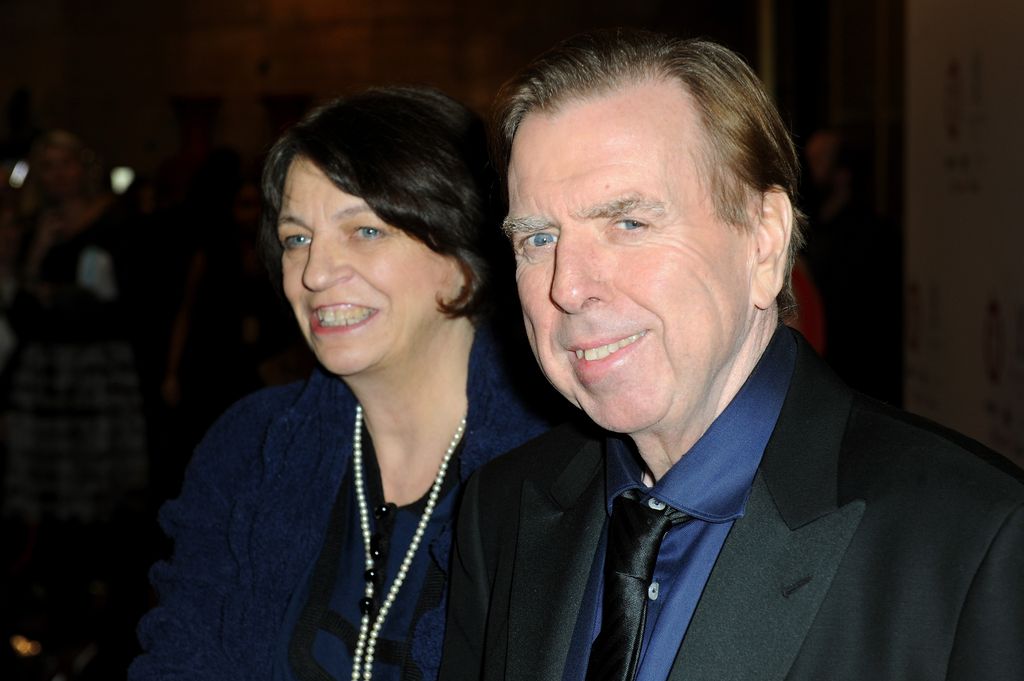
[648,581,660,600]
[648,498,666,511]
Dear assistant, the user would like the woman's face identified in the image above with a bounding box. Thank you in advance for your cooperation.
[277,158,468,381]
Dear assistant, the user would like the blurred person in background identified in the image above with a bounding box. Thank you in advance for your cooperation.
[130,86,554,681]
[0,168,23,377]
[158,154,309,496]
[2,129,148,679]
[4,129,147,523]
[801,128,902,405]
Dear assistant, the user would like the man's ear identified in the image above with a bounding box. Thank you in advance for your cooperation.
[750,187,793,310]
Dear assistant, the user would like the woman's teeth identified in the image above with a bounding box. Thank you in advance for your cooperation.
[317,306,373,327]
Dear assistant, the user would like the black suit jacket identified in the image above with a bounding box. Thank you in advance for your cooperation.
[440,335,1024,681]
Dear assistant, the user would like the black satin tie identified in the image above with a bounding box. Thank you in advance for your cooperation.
[584,491,689,681]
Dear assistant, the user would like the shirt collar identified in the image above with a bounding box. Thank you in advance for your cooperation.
[605,325,796,522]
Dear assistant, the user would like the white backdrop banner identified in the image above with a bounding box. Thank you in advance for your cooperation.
[905,0,1024,466]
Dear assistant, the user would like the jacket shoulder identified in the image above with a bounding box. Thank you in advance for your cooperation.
[468,417,602,509]
[203,381,307,442]
[483,417,598,471]
[173,373,341,507]
[840,395,1024,509]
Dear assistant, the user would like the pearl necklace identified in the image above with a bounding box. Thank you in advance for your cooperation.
[350,404,467,681]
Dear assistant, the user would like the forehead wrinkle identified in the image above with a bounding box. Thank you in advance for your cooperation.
[572,195,666,221]
[277,212,308,230]
[331,202,374,221]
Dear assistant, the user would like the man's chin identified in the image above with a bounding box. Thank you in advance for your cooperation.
[575,399,656,437]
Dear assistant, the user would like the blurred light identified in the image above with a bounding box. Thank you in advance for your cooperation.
[10,634,42,657]
[8,160,28,188]
[110,166,135,195]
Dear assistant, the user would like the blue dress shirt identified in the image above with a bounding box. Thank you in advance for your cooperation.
[566,327,796,681]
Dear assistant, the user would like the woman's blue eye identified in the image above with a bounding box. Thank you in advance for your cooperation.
[282,234,310,249]
[357,226,382,239]
[527,232,557,248]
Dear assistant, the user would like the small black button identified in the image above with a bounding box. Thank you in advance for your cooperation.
[370,534,385,560]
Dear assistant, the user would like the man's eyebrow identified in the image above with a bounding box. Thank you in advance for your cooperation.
[501,214,556,239]
[573,196,666,221]
[500,196,665,238]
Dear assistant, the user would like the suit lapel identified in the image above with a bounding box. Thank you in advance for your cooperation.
[507,436,607,681]
[670,334,866,681]
[669,474,864,681]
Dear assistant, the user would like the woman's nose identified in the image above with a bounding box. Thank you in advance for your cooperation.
[302,237,354,291]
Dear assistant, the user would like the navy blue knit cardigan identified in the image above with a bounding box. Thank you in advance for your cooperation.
[130,327,551,680]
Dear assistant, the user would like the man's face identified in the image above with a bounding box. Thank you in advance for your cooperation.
[506,80,786,457]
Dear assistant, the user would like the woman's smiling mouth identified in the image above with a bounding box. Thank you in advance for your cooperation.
[316,305,375,327]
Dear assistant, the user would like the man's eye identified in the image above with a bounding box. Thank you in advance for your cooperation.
[281,234,310,249]
[357,226,382,239]
[526,232,557,248]
[617,219,645,230]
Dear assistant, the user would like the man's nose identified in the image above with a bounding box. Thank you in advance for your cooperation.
[549,230,607,314]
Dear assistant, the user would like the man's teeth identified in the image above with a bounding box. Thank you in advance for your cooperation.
[317,306,373,327]
[574,331,646,361]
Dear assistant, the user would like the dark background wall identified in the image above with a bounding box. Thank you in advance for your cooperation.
[0,0,903,221]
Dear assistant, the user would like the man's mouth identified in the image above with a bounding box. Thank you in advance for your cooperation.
[316,305,375,327]
[574,331,646,361]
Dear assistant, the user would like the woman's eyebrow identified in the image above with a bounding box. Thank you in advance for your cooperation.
[277,202,375,228]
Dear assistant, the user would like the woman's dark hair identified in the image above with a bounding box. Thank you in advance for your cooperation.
[260,86,498,318]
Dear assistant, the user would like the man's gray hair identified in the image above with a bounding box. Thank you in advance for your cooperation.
[493,28,806,317]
